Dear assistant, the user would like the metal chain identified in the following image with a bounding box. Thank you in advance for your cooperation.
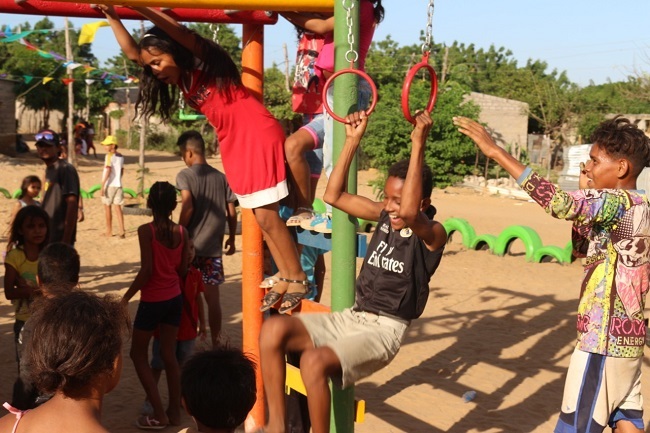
[209,23,219,44]
[422,0,434,54]
[342,0,359,63]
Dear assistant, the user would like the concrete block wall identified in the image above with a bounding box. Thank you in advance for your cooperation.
[0,79,17,156]
[464,92,529,150]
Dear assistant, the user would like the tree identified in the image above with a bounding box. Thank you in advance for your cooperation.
[0,18,114,129]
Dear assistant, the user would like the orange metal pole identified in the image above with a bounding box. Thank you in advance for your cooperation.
[240,23,266,433]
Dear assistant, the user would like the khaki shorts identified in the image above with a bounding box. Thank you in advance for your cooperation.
[296,308,409,389]
[102,186,124,206]
[555,347,644,432]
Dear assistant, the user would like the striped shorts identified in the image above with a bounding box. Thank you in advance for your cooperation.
[554,347,644,432]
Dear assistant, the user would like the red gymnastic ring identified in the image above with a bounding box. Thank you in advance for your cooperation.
[321,68,378,124]
[401,53,438,124]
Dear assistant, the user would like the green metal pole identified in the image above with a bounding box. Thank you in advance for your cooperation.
[330,1,359,432]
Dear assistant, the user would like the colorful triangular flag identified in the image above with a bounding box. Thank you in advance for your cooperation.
[78,21,110,45]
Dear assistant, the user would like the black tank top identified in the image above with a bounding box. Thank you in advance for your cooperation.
[355,208,443,320]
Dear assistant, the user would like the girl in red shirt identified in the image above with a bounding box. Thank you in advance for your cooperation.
[100,4,309,313]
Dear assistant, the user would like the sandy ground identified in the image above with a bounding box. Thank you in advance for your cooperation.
[1,145,649,433]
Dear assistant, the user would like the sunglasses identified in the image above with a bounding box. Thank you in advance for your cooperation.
[35,131,57,143]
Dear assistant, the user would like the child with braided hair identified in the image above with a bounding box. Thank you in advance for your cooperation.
[122,181,190,429]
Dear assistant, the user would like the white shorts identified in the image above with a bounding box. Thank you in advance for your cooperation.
[297,308,409,389]
[554,347,644,432]
[102,186,124,206]
[235,180,288,209]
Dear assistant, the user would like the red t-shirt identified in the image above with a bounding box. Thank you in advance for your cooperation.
[154,266,204,341]
[178,266,205,341]
[180,72,286,199]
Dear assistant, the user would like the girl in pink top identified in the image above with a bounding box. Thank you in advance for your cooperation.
[101,4,310,314]
[122,181,189,429]
[281,1,384,226]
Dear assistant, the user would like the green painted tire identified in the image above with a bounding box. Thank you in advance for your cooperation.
[312,198,327,214]
[86,184,102,198]
[442,218,476,248]
[493,225,543,261]
[0,187,11,199]
[470,234,497,252]
[123,188,137,198]
[80,188,91,199]
[12,189,22,199]
[533,245,571,264]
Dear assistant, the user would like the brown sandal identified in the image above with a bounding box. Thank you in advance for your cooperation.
[277,278,310,314]
[260,290,283,312]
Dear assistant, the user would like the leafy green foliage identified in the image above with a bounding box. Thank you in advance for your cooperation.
[0,18,115,128]
[360,79,479,188]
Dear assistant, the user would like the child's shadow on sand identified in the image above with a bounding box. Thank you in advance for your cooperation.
[357,286,576,432]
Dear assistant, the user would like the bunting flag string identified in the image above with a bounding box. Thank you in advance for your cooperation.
[0,29,50,43]
[0,29,138,85]
[78,21,110,45]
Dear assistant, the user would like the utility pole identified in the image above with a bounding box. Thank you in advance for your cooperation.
[138,20,147,197]
[441,45,449,85]
[64,17,75,166]
[283,42,290,91]
[123,58,132,149]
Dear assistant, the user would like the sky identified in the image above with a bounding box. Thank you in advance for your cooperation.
[3,1,650,87]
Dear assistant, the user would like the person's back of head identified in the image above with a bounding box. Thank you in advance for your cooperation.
[147,181,178,219]
[590,116,650,179]
[387,159,434,199]
[181,347,256,432]
[37,242,80,291]
[177,130,206,156]
[27,290,128,399]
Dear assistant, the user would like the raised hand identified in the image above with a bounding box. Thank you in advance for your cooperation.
[344,110,368,142]
[453,116,501,159]
[411,110,433,147]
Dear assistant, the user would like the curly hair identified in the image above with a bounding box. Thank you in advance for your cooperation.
[181,347,257,430]
[387,159,433,199]
[27,291,129,398]
[136,25,241,122]
[590,116,650,177]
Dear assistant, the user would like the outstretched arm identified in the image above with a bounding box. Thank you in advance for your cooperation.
[280,12,334,35]
[323,111,383,221]
[97,4,140,63]
[453,116,525,180]
[132,7,200,57]
[400,112,447,251]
